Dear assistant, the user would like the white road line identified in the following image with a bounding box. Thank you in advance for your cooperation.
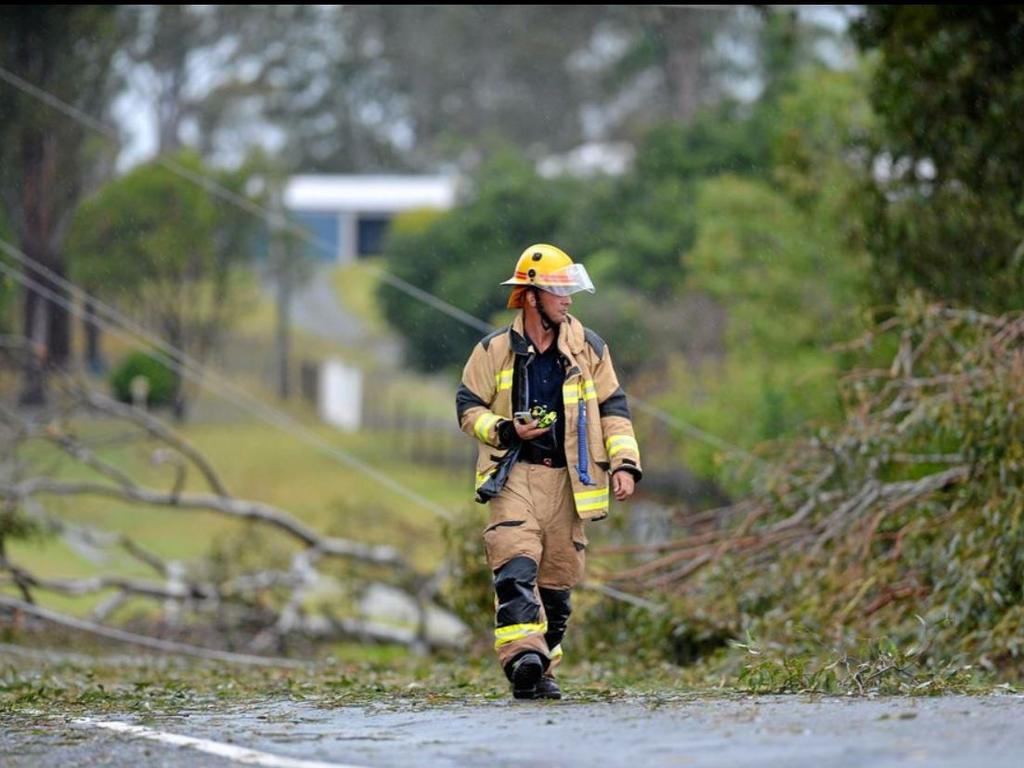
[73,718,371,768]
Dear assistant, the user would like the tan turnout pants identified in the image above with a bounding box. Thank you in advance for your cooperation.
[483,462,588,676]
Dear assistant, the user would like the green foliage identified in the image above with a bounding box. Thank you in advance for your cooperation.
[660,352,842,480]
[70,154,215,293]
[68,151,261,379]
[563,174,695,300]
[440,507,494,639]
[576,598,732,669]
[631,103,773,183]
[567,288,653,378]
[662,303,1024,683]
[689,176,852,351]
[0,506,47,549]
[649,67,873,477]
[734,630,977,696]
[69,151,254,296]
[852,6,1024,311]
[771,66,875,208]
[108,351,180,408]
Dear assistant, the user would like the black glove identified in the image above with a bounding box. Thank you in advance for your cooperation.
[496,418,520,449]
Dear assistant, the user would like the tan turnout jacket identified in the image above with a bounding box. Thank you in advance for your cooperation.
[456,312,642,521]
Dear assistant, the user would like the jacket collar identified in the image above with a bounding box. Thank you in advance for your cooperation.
[510,311,585,357]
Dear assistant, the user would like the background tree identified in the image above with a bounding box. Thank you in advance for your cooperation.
[122,5,222,155]
[0,6,126,403]
[127,6,747,173]
[654,63,873,477]
[67,152,260,419]
[852,5,1024,311]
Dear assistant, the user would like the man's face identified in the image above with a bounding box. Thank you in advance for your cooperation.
[535,288,572,324]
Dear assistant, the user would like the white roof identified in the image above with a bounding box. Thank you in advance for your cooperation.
[284,174,457,213]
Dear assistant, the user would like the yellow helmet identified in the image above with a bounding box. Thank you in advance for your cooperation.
[501,244,595,309]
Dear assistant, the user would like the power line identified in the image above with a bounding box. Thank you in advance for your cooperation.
[0,63,755,461]
[632,400,755,460]
[0,241,454,520]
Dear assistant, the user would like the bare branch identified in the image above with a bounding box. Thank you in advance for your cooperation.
[0,567,213,601]
[0,595,311,668]
[5,477,405,569]
[79,389,230,496]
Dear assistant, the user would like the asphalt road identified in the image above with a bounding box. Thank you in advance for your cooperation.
[287,265,402,366]
[5,694,1023,768]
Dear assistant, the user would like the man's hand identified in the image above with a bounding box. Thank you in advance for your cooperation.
[612,470,636,501]
[514,418,551,441]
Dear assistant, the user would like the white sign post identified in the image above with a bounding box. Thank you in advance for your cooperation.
[319,359,363,432]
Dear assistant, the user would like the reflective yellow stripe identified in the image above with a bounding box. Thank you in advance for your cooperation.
[475,471,493,489]
[550,644,564,659]
[495,369,514,392]
[493,621,548,649]
[606,435,639,457]
[562,379,597,401]
[575,488,609,513]
[474,413,501,442]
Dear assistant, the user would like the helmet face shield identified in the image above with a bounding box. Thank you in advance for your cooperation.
[533,263,595,297]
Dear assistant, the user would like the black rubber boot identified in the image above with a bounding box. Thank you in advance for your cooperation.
[510,652,544,699]
[534,676,562,700]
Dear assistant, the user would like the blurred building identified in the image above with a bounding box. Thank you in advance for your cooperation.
[283,175,457,263]
[536,141,636,179]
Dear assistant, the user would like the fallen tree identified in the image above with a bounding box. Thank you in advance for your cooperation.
[602,300,1024,682]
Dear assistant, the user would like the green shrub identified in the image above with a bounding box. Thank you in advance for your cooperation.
[109,351,179,408]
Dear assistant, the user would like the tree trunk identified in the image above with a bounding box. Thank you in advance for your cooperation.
[17,126,74,403]
[275,252,292,400]
[166,321,189,423]
[18,262,73,405]
[663,9,702,123]
[83,297,104,374]
[18,284,47,406]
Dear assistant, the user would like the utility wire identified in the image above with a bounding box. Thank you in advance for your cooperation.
[0,63,755,461]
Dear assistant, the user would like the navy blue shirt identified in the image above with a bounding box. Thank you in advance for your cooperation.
[520,335,567,466]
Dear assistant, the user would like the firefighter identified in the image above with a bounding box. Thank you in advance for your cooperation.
[456,244,642,699]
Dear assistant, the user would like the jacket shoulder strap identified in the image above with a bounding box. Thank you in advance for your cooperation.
[583,327,606,361]
[480,326,508,352]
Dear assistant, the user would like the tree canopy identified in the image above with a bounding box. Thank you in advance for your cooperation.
[853,5,1024,311]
